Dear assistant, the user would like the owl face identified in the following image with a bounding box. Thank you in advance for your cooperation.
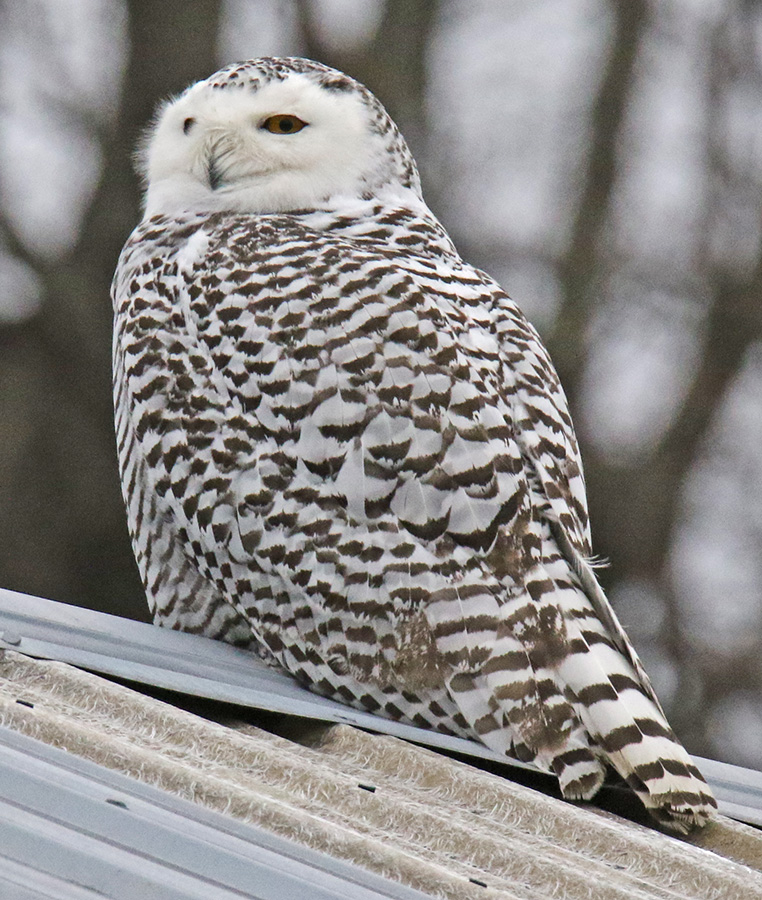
[141,61,418,219]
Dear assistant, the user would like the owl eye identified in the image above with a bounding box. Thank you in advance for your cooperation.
[183,117,195,135]
[261,114,307,134]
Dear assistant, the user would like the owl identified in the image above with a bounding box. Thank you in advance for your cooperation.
[113,57,715,831]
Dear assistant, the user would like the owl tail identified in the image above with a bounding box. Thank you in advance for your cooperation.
[445,530,716,832]
[555,610,715,831]
[550,525,717,832]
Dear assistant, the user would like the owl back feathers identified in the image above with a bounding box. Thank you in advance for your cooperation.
[113,204,715,831]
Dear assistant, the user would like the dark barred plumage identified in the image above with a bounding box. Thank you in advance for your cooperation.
[113,57,716,831]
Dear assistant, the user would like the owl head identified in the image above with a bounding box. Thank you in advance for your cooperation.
[140,57,422,219]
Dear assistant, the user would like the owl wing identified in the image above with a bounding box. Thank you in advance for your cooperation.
[485,289,632,663]
[486,288,670,700]
[487,289,591,552]
[116,213,634,683]
[116,214,715,830]
[115,214,534,674]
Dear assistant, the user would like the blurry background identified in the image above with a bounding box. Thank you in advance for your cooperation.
[0,0,760,768]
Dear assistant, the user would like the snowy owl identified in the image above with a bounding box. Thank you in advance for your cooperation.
[112,57,715,831]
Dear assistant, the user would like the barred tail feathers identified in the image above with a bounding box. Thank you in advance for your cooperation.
[441,584,611,802]
[446,664,610,803]
[439,552,716,831]
[548,531,717,831]
[556,602,716,831]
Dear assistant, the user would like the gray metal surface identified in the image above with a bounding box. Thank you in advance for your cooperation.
[1,586,760,828]
[0,722,433,900]
[698,755,762,828]
[0,586,508,765]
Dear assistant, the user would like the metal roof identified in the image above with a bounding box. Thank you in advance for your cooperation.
[0,722,430,900]
[0,586,518,765]
[0,585,759,827]
[1,586,762,899]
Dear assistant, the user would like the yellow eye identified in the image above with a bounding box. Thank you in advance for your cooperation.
[262,114,307,134]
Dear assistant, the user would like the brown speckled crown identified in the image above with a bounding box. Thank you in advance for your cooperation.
[198,57,421,194]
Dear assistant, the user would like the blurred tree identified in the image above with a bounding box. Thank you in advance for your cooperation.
[0,0,223,619]
[0,0,759,765]
[296,0,439,164]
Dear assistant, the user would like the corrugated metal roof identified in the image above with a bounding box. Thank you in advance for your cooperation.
[0,586,520,765]
[0,585,759,827]
[0,720,431,900]
[2,647,762,899]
